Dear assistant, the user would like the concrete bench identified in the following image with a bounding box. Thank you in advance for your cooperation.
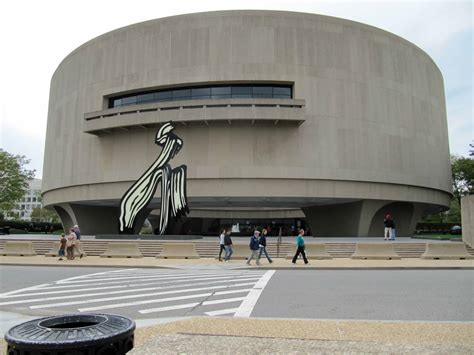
[1,241,37,256]
[351,243,401,260]
[156,243,200,259]
[421,243,474,260]
[100,242,143,258]
[45,242,60,257]
[286,244,332,260]
[215,243,252,260]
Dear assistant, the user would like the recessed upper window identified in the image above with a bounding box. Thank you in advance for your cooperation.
[109,84,292,108]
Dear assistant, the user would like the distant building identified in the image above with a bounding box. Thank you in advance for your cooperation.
[5,179,42,220]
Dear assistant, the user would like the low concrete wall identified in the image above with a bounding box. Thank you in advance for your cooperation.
[461,195,474,247]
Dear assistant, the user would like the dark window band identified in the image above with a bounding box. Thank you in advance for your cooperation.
[109,84,292,108]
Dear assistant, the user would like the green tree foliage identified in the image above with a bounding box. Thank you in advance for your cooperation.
[451,155,474,204]
[422,154,473,223]
[0,149,35,212]
[30,207,60,223]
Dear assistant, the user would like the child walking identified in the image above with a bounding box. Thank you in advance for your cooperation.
[58,234,67,260]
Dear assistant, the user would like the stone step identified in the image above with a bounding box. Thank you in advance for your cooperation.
[1,239,472,258]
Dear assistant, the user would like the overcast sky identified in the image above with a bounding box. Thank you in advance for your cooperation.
[0,0,472,178]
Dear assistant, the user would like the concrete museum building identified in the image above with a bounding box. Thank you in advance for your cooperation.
[42,10,452,237]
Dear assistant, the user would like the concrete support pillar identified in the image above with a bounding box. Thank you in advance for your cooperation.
[53,204,77,232]
[367,202,415,237]
[69,204,121,235]
[302,201,364,237]
[357,200,389,237]
[461,195,474,247]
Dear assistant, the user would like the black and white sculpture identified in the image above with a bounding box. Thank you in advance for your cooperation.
[118,122,188,234]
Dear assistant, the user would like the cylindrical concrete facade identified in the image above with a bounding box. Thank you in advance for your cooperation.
[42,10,451,236]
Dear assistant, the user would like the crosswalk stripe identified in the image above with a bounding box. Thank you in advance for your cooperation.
[77,286,253,312]
[0,285,127,298]
[47,272,264,288]
[77,292,213,312]
[55,269,133,283]
[0,283,51,297]
[30,282,253,310]
[205,308,239,316]
[55,272,245,284]
[235,270,276,317]
[140,297,245,314]
[127,275,260,288]
[2,275,261,301]
[203,297,246,305]
[136,302,200,313]
[1,278,260,306]
[1,268,275,319]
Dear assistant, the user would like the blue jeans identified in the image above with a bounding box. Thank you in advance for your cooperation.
[258,246,272,263]
[224,245,233,261]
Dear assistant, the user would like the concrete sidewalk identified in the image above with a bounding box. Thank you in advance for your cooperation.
[129,317,473,354]
[0,255,473,269]
[2,317,472,354]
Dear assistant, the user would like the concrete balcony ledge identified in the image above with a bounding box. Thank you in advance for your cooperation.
[83,98,306,135]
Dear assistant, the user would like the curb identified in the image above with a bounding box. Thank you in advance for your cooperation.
[1,263,473,270]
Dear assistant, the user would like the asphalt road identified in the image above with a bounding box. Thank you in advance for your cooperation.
[0,266,472,322]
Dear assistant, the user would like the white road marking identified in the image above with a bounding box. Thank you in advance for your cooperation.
[45,272,264,288]
[78,292,213,312]
[234,270,275,317]
[56,269,133,283]
[0,283,51,297]
[78,287,252,312]
[137,302,200,313]
[55,272,238,284]
[202,297,246,305]
[141,297,245,314]
[2,279,259,306]
[205,308,239,316]
[0,285,127,298]
[128,276,260,288]
[1,268,271,318]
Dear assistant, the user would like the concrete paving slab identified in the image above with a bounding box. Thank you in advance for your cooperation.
[129,317,474,354]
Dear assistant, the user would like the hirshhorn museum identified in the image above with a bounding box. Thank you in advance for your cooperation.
[42,10,452,237]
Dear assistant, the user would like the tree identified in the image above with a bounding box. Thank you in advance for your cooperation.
[451,155,474,205]
[0,149,35,212]
[30,207,60,223]
[422,154,473,223]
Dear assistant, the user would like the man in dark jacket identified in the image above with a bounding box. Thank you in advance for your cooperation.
[246,230,261,266]
[258,228,273,263]
[223,231,233,262]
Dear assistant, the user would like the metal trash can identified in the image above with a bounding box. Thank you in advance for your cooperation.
[5,313,135,355]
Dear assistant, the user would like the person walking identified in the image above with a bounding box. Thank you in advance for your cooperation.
[223,231,233,262]
[258,228,273,264]
[383,215,394,240]
[66,228,77,260]
[58,234,67,261]
[246,230,261,266]
[389,218,397,240]
[218,229,226,261]
[72,224,84,258]
[292,229,309,265]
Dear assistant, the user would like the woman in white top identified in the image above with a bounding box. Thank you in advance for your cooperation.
[66,228,77,260]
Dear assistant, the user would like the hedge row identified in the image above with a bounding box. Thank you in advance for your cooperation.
[0,220,63,233]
